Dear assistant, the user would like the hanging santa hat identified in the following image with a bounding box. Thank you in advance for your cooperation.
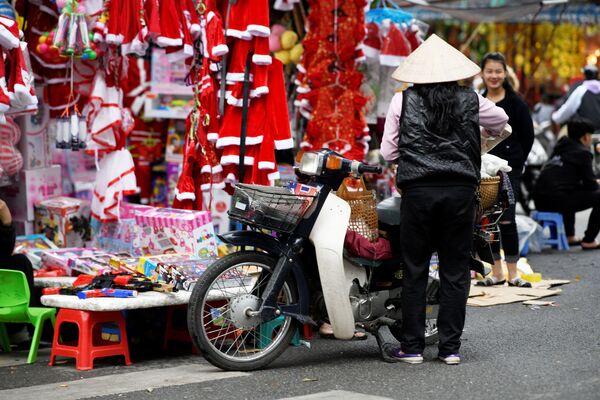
[405,25,422,52]
[0,16,21,49]
[379,23,411,67]
[362,22,382,59]
[8,44,38,109]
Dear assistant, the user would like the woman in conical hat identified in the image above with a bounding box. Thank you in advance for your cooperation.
[380,34,509,365]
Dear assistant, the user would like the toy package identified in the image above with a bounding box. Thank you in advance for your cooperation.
[92,202,153,253]
[34,196,91,247]
[134,207,218,258]
[14,234,59,269]
[109,255,142,275]
[137,253,202,279]
[68,251,133,275]
[41,247,104,275]
[154,257,216,291]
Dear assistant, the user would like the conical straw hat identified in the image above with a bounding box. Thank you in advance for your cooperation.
[391,34,481,84]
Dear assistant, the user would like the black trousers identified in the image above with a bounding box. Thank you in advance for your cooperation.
[534,189,600,243]
[399,185,476,356]
[490,174,520,263]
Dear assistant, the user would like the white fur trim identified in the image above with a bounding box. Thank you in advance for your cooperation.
[355,55,366,63]
[106,33,124,44]
[252,54,272,65]
[175,190,196,201]
[207,11,216,23]
[258,161,275,170]
[297,64,306,73]
[156,35,183,47]
[296,86,311,94]
[212,164,223,173]
[379,54,406,67]
[252,86,269,97]
[226,29,252,40]
[0,25,20,49]
[190,23,201,36]
[275,138,294,150]
[299,109,312,120]
[220,154,255,165]
[212,44,228,57]
[200,165,212,173]
[216,135,264,148]
[226,72,253,82]
[267,171,280,181]
[207,132,219,142]
[246,24,270,37]
[362,45,380,59]
[210,63,220,72]
[0,103,10,112]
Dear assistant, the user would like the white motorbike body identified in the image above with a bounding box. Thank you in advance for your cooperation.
[308,192,368,339]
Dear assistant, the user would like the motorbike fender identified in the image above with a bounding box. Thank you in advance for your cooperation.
[218,230,311,317]
[309,193,355,340]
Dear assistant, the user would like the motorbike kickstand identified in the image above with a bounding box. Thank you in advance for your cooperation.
[361,318,401,363]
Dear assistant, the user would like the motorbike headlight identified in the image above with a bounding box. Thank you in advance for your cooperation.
[298,152,324,176]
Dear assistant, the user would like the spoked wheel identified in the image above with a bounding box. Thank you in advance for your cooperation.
[389,314,439,346]
[188,251,299,371]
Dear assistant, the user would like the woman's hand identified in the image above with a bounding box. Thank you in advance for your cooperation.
[0,199,12,226]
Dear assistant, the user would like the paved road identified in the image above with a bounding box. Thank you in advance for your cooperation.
[1,216,598,400]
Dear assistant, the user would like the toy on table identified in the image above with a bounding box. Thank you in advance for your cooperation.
[14,234,59,270]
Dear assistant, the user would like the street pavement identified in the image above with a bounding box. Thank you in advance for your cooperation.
[1,214,599,400]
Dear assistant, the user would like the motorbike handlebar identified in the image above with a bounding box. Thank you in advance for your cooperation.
[349,160,382,175]
[358,164,383,174]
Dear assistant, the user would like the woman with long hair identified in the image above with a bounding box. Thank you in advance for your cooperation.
[478,52,535,288]
[381,35,508,365]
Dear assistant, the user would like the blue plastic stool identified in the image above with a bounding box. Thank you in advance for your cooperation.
[257,317,300,349]
[531,211,569,250]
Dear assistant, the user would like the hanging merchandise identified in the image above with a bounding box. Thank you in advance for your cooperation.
[0,117,23,182]
[361,2,427,128]
[294,0,369,161]
[0,12,38,122]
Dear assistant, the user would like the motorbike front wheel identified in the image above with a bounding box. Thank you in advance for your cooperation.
[188,251,299,371]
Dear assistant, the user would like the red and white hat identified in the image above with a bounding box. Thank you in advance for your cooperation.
[362,22,382,59]
[379,23,411,67]
[0,16,21,49]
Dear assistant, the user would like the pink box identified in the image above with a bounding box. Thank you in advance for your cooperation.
[134,207,217,258]
[34,196,91,247]
[0,165,62,221]
[92,202,153,253]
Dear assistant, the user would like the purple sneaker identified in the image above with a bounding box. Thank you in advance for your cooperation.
[439,354,461,365]
[390,349,423,364]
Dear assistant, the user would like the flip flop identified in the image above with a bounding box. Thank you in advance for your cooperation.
[319,331,368,341]
[581,243,600,251]
[475,277,506,287]
[508,278,532,288]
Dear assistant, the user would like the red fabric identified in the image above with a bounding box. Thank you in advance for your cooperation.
[344,230,392,261]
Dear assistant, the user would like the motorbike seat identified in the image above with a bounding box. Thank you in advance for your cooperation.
[343,250,390,268]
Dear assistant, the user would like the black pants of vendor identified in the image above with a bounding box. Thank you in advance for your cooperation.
[534,189,600,243]
[399,184,476,357]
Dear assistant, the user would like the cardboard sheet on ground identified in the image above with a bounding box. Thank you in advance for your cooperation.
[467,279,569,307]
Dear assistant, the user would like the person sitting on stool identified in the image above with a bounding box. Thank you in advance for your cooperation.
[533,117,600,250]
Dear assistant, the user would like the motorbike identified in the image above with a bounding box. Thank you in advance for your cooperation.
[187,149,506,371]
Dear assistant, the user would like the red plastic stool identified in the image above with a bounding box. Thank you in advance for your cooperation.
[49,309,131,371]
[163,305,198,354]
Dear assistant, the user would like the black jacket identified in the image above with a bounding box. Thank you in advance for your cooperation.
[396,87,481,188]
[0,222,16,259]
[485,90,534,178]
[533,136,599,196]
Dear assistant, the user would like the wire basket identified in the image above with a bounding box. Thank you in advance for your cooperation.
[229,184,317,233]
[478,176,501,212]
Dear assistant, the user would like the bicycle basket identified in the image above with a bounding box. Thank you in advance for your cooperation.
[229,184,317,233]
[478,176,501,212]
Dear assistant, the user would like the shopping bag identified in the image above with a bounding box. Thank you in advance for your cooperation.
[337,177,379,242]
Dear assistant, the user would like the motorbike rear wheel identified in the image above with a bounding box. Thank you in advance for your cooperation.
[188,251,299,371]
[389,316,439,345]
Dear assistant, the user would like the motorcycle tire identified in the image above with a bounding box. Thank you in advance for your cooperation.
[188,251,299,371]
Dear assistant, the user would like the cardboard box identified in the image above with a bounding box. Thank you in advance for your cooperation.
[134,207,218,258]
[92,202,153,253]
[16,104,51,170]
[34,196,91,247]
[0,165,62,221]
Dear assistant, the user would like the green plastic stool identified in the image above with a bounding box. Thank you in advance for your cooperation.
[0,269,56,364]
[257,316,300,349]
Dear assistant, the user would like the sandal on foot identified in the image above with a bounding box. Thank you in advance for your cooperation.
[508,277,532,288]
[319,324,367,340]
[475,277,506,287]
[581,242,600,251]
[568,238,582,246]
